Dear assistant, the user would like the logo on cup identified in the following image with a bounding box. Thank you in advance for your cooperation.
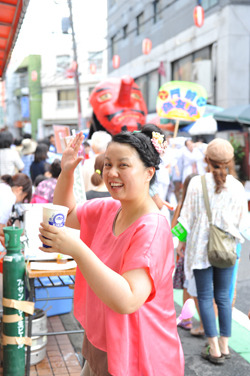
[48,213,65,227]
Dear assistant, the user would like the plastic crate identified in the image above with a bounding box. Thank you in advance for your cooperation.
[34,275,75,317]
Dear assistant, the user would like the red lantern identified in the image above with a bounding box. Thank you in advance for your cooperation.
[65,69,75,79]
[71,61,77,71]
[142,38,152,55]
[31,70,37,81]
[90,63,96,74]
[112,55,120,69]
[193,5,204,27]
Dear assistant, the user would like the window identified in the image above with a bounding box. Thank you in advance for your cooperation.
[202,0,219,11]
[172,46,211,81]
[135,69,161,113]
[153,0,161,24]
[172,46,213,101]
[148,70,160,112]
[123,24,128,39]
[88,51,103,72]
[136,12,144,36]
[57,89,76,108]
[56,55,71,73]
[111,35,117,56]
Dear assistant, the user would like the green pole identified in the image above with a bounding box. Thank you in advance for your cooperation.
[3,226,26,376]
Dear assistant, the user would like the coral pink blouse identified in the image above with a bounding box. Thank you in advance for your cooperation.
[75,198,184,376]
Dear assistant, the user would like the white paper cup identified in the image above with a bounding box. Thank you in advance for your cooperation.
[42,204,69,248]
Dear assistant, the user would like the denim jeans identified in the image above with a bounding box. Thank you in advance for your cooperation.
[193,266,234,338]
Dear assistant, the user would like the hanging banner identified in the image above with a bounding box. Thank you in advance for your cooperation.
[156,81,207,122]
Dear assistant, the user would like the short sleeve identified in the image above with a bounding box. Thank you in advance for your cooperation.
[120,215,173,301]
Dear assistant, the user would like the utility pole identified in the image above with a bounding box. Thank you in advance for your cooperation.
[67,0,82,130]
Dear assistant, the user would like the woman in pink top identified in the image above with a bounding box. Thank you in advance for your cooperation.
[39,124,184,376]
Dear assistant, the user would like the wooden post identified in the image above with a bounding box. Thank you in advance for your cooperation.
[173,119,180,138]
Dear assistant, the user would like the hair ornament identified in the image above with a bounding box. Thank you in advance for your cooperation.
[151,131,168,154]
[95,169,101,175]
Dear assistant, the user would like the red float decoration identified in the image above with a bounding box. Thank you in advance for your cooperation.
[193,5,204,27]
[142,38,152,55]
[90,63,96,74]
[112,55,120,69]
[89,75,148,135]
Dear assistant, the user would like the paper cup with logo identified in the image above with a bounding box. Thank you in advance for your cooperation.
[42,204,69,248]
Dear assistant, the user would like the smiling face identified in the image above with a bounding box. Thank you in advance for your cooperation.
[103,142,154,203]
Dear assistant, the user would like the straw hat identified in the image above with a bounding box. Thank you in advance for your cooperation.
[206,138,234,164]
[21,138,37,155]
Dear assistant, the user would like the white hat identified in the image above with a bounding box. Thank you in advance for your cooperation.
[21,139,37,155]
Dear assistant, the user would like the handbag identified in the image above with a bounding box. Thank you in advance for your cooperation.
[201,175,237,268]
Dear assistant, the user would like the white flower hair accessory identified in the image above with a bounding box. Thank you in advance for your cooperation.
[151,131,168,154]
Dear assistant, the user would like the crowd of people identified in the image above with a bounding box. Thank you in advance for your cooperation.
[0,125,249,374]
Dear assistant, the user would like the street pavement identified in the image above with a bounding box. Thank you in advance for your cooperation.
[175,302,250,376]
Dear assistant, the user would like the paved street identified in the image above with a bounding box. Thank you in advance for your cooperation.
[176,303,250,376]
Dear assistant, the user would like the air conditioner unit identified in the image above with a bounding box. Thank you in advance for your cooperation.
[191,60,213,100]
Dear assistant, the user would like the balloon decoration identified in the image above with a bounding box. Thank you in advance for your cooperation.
[176,299,196,325]
[142,38,152,55]
[89,63,96,74]
[193,5,204,27]
[112,55,120,69]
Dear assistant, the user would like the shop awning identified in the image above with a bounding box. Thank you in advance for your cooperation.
[0,0,30,79]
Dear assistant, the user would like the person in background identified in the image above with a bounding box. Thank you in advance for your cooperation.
[30,143,49,184]
[0,131,24,176]
[172,173,198,331]
[177,138,248,364]
[12,137,23,154]
[180,139,205,184]
[20,138,37,177]
[86,153,111,200]
[39,125,184,376]
[49,134,57,153]
[33,174,49,188]
[0,173,32,240]
[80,131,112,192]
[83,141,91,160]
[31,159,61,203]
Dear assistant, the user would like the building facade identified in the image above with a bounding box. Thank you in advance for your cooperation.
[107,0,250,114]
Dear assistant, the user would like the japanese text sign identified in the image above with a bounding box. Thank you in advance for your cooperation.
[156,81,207,121]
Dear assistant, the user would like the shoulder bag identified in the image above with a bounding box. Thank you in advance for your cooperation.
[201,175,237,268]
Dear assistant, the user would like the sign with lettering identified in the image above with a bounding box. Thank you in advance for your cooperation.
[156,81,207,122]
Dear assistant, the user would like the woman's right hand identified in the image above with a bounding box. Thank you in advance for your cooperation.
[61,132,85,174]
